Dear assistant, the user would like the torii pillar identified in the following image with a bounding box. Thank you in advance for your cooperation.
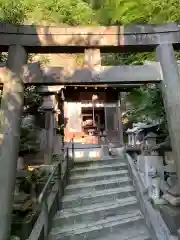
[0,45,28,240]
[156,43,180,200]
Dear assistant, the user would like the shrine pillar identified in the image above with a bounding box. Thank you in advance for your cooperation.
[156,43,180,198]
[0,45,28,240]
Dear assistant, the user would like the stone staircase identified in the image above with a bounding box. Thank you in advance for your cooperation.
[49,156,152,240]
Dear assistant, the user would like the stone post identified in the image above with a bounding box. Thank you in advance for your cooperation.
[44,110,54,164]
[117,92,124,146]
[130,134,133,145]
[0,45,27,240]
[127,133,131,145]
[132,133,135,146]
[156,43,180,198]
[53,92,63,156]
[41,94,57,164]
[58,89,65,148]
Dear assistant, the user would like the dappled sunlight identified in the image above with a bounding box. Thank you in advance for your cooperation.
[29,24,119,53]
[0,62,43,84]
[23,62,43,83]
[0,66,25,240]
[1,23,180,52]
[42,63,161,85]
[0,69,23,142]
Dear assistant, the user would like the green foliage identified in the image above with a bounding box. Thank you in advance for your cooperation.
[0,0,27,24]
[25,167,47,183]
[126,86,165,122]
[102,52,155,66]
[19,125,39,156]
[20,86,43,154]
[10,237,20,240]
[27,0,95,25]
[19,167,50,195]
[28,54,50,67]
[0,0,180,28]
[0,85,43,154]
[0,0,95,25]
[97,0,180,129]
[19,124,40,155]
[98,0,180,25]
[56,123,65,136]
[24,86,43,114]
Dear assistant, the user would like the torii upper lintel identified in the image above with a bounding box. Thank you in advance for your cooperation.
[0,22,180,53]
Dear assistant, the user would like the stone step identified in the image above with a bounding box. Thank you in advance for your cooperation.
[62,186,135,209]
[74,157,126,167]
[49,209,145,240]
[69,170,129,184]
[70,162,128,175]
[95,227,151,240]
[53,196,138,228]
[65,177,132,194]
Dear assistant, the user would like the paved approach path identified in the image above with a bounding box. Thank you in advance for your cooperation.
[49,153,152,240]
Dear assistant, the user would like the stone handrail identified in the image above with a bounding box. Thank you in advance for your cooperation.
[28,138,75,240]
[126,153,173,240]
[37,161,61,239]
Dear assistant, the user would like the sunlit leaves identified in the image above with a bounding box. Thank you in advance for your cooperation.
[25,0,95,25]
[0,0,28,23]
[98,0,180,25]
[0,0,95,25]
[126,86,166,124]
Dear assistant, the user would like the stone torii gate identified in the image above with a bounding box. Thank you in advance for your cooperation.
[1,22,180,239]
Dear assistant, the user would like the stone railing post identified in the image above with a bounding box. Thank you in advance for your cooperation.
[42,94,58,165]
[156,43,180,199]
[0,45,28,240]
[44,110,54,164]
[117,92,124,146]
[57,89,65,148]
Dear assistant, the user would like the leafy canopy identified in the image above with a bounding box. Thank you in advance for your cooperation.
[97,0,180,25]
[1,0,180,130]
[0,0,95,25]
